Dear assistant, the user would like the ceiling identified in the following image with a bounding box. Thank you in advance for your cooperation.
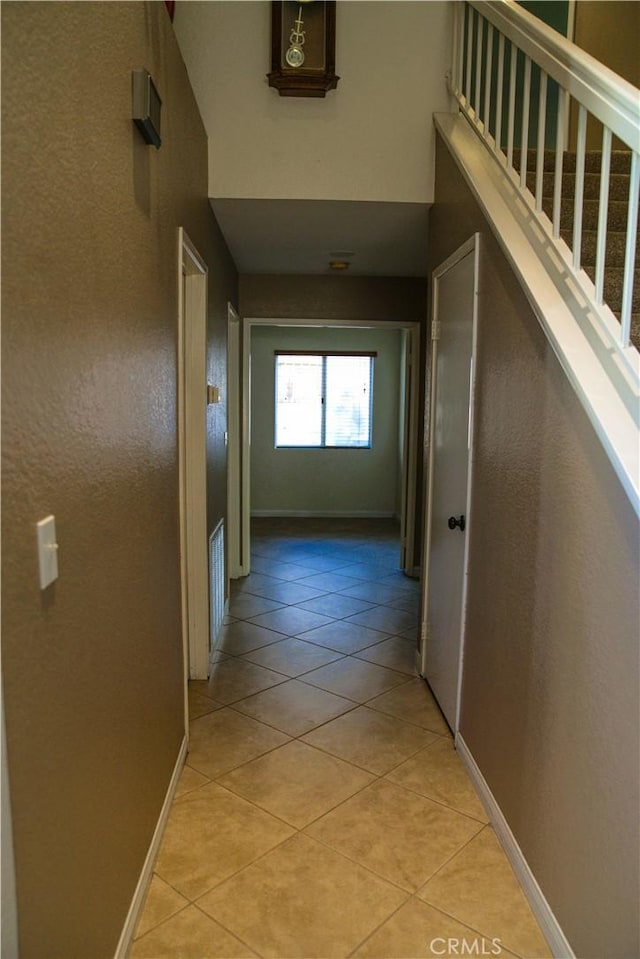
[210,198,430,278]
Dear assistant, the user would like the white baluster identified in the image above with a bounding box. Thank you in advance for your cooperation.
[621,151,639,347]
[535,72,548,211]
[507,43,517,169]
[595,126,612,305]
[465,5,473,110]
[552,89,568,239]
[573,105,587,271]
[495,32,505,157]
[484,24,494,136]
[520,56,532,190]
[474,14,484,121]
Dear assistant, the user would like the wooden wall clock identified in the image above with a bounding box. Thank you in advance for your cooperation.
[268,1,339,98]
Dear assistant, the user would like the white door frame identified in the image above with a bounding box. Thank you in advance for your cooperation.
[178,228,210,694]
[419,235,479,733]
[399,329,420,576]
[1,683,18,958]
[226,303,246,578]
[241,317,421,576]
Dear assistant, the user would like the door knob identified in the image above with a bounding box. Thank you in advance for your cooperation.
[448,515,466,532]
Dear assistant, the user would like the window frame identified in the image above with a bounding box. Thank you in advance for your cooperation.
[274,350,375,450]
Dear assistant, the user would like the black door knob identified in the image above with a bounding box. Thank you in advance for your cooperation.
[448,515,466,532]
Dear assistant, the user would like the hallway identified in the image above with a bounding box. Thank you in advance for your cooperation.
[131,519,550,959]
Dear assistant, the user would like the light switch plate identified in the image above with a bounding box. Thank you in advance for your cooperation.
[37,515,58,590]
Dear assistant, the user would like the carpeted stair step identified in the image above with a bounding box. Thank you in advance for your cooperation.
[542,195,637,233]
[526,170,632,202]
[514,148,633,175]
[512,146,638,351]
[579,266,640,313]
[564,230,640,270]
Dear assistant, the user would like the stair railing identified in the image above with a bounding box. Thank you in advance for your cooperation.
[450,0,640,368]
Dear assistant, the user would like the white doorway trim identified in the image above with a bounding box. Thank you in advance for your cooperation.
[178,228,210,691]
[399,329,420,576]
[419,234,479,732]
[1,684,18,959]
[241,317,421,576]
[227,303,246,578]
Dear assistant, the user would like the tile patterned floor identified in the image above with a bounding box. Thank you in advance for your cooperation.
[130,518,551,959]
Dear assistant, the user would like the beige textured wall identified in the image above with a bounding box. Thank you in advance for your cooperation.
[239,274,427,323]
[1,3,237,956]
[575,0,640,88]
[428,135,639,958]
[570,1,640,148]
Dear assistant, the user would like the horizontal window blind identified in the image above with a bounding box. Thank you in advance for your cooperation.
[275,353,373,449]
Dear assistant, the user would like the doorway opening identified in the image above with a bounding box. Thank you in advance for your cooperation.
[178,229,210,703]
[231,317,421,589]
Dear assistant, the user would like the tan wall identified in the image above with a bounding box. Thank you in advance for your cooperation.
[575,0,640,88]
[239,274,427,323]
[570,1,640,148]
[428,135,639,958]
[1,3,237,956]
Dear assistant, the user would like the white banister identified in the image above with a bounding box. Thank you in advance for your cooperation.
[450,0,639,358]
[446,0,640,516]
[471,0,640,150]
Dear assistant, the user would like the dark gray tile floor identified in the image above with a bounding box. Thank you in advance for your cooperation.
[221,517,421,701]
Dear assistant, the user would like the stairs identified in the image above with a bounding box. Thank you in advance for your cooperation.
[514,149,640,350]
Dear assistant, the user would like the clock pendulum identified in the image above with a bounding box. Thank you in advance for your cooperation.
[285,5,306,68]
[268,0,339,97]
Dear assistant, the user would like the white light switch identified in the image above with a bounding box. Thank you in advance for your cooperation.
[36,515,59,590]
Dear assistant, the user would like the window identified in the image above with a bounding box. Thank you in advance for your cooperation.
[275,351,374,448]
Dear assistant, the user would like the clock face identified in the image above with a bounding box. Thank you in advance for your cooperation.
[285,45,305,68]
[280,1,326,72]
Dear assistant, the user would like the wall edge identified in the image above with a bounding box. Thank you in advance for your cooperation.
[113,736,188,959]
[455,733,576,959]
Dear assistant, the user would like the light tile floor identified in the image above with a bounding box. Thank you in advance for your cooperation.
[131,518,551,959]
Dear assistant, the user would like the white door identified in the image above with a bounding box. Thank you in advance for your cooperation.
[420,236,478,731]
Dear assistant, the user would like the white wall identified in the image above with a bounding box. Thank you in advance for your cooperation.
[174,1,453,203]
[251,326,402,515]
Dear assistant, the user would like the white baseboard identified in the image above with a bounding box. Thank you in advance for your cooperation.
[455,734,575,959]
[113,736,188,959]
[250,510,397,518]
